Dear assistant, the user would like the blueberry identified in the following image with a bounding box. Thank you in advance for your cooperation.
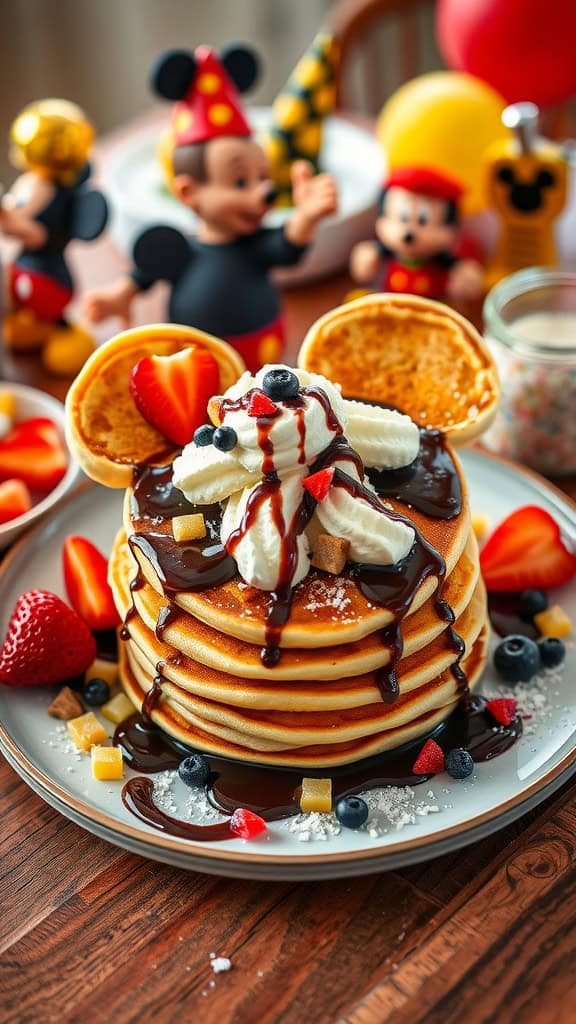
[193,424,215,447]
[493,634,541,683]
[262,368,299,401]
[213,426,237,452]
[178,753,210,788]
[519,588,549,622]
[445,748,474,780]
[83,677,110,706]
[334,795,369,830]
[537,636,566,669]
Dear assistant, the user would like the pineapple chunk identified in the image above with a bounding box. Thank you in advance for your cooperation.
[91,745,124,780]
[534,604,572,638]
[67,712,108,751]
[173,513,207,542]
[300,777,332,813]
[471,511,490,543]
[85,657,118,689]
[101,692,135,725]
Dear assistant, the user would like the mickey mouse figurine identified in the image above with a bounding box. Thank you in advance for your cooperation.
[350,166,484,303]
[84,45,337,372]
[1,99,108,376]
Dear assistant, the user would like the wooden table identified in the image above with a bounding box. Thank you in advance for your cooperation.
[2,140,576,1024]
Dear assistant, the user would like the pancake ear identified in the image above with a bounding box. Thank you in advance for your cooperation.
[149,50,197,101]
[220,44,260,93]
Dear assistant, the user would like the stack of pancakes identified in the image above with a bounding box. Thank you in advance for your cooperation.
[67,301,499,769]
[109,457,487,768]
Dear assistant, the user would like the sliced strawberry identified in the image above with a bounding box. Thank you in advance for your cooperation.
[10,417,62,448]
[0,431,67,492]
[0,479,32,524]
[247,390,279,418]
[486,698,518,727]
[480,505,576,592]
[412,738,445,774]
[130,347,220,447]
[0,589,96,687]
[63,535,120,631]
[303,467,335,502]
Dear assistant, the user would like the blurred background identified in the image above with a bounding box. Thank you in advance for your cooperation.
[0,0,441,184]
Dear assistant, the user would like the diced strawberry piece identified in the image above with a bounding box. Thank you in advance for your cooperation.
[247,390,279,418]
[229,807,267,839]
[412,738,445,774]
[480,505,576,592]
[0,589,97,687]
[0,479,32,524]
[63,536,120,631]
[303,467,335,502]
[130,347,220,447]
[486,698,518,726]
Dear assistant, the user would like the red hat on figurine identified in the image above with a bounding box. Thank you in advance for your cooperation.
[150,44,260,147]
[385,166,465,203]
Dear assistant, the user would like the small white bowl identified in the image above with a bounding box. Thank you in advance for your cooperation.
[0,383,80,550]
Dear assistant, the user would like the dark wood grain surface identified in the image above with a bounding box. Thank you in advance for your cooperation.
[2,121,576,1024]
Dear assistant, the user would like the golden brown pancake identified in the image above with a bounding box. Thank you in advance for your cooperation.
[65,323,245,489]
[118,625,488,766]
[297,293,499,445]
[110,526,482,684]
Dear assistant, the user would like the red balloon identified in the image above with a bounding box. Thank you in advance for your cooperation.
[436,0,576,108]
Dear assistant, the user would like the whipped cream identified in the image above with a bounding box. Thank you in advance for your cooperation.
[173,366,420,592]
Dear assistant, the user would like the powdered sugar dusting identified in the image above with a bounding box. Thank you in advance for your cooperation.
[484,665,562,736]
[303,577,354,615]
[361,785,441,837]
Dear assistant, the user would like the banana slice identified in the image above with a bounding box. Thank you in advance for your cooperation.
[172,445,259,505]
[343,400,420,469]
[315,484,414,565]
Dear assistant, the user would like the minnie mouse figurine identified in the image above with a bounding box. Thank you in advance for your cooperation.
[84,45,337,372]
[350,166,484,303]
[1,99,108,375]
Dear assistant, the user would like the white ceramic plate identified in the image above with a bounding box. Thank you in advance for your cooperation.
[1,451,576,880]
[102,108,385,286]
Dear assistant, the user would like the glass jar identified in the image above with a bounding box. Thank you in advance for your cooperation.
[482,268,576,476]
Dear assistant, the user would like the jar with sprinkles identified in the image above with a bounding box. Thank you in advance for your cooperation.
[482,268,576,476]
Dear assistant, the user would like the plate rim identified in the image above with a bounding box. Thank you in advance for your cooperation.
[1,449,576,869]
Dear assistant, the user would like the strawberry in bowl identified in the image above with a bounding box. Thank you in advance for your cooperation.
[0,384,79,549]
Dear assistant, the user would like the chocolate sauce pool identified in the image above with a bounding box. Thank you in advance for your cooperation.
[118,698,522,842]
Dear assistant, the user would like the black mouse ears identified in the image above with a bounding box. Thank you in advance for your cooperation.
[150,45,260,101]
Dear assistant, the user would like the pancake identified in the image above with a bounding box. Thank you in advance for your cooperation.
[65,323,245,489]
[298,293,499,445]
[118,625,488,766]
[123,575,486,716]
[123,451,471,648]
[110,526,482,683]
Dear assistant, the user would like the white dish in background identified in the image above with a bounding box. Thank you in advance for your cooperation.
[101,109,385,286]
[0,383,80,550]
[0,449,576,879]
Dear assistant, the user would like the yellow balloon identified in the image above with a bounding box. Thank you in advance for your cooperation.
[376,72,510,216]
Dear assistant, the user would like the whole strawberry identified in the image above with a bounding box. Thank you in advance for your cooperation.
[0,590,97,687]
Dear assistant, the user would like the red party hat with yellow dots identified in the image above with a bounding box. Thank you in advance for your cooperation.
[172,46,252,145]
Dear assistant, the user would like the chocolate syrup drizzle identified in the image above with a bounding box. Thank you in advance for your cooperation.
[367,428,462,521]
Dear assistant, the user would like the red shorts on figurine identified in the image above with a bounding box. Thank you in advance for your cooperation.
[227,314,286,374]
[9,265,73,322]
